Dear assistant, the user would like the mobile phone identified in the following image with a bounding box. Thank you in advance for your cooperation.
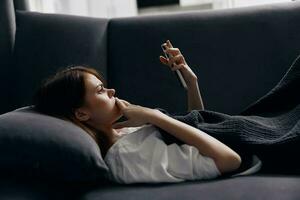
[161,43,188,90]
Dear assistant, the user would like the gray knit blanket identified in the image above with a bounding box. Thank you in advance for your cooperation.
[155,54,300,175]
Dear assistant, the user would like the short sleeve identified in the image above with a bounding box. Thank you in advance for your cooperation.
[166,143,221,180]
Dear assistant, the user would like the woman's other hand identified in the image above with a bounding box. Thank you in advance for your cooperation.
[112,98,157,129]
[159,40,198,88]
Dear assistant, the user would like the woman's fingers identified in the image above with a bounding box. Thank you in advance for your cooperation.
[160,40,185,69]
[121,99,130,106]
[115,98,127,110]
[159,56,168,65]
[160,54,185,71]
[168,54,184,66]
[117,98,131,106]
[166,48,181,57]
[166,40,173,48]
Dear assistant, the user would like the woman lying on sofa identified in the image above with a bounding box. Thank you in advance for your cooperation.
[33,40,242,184]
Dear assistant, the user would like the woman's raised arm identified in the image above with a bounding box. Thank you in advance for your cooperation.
[159,40,205,112]
[186,78,205,112]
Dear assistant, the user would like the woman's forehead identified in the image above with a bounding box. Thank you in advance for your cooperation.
[85,73,102,86]
[84,73,103,94]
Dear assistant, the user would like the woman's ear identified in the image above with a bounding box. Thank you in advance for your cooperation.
[74,108,90,122]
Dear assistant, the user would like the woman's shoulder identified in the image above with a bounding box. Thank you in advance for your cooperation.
[104,125,159,158]
[102,125,147,158]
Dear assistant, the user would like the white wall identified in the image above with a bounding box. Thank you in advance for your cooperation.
[28,0,138,18]
[233,0,292,8]
[28,0,293,18]
[181,0,292,9]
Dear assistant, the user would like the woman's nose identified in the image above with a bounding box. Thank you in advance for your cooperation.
[108,88,115,97]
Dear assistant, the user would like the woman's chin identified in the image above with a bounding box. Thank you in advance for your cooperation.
[111,101,123,123]
[112,109,123,123]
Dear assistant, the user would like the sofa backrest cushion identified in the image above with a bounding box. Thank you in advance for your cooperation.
[108,2,300,115]
[11,11,109,111]
[0,106,109,182]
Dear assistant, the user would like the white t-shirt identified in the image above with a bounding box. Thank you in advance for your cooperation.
[104,124,221,184]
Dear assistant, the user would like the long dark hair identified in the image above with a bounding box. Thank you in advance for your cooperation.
[33,65,106,144]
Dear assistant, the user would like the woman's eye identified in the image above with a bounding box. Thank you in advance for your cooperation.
[97,87,104,94]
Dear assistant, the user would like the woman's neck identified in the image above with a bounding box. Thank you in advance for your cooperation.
[96,128,121,158]
[90,124,121,146]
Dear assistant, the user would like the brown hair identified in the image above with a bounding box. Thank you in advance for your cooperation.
[33,65,106,144]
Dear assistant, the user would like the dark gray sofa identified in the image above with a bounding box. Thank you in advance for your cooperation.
[1,0,300,199]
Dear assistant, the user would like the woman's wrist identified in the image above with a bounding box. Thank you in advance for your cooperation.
[186,75,198,89]
[146,109,162,125]
[186,80,205,111]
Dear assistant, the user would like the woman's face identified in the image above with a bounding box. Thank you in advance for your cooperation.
[77,73,122,127]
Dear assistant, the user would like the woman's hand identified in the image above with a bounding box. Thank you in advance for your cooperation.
[112,98,157,129]
[159,40,198,88]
